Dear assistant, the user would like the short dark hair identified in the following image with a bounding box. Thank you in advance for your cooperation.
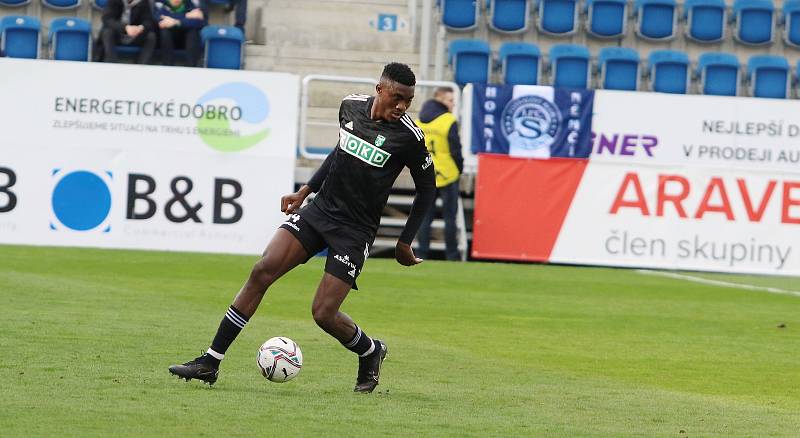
[381,62,416,86]
[434,86,454,97]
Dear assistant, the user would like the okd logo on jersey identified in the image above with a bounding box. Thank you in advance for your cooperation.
[339,129,391,167]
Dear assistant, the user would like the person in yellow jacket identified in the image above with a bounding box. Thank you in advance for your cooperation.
[415,87,463,261]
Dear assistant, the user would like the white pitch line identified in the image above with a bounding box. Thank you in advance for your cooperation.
[636,269,800,298]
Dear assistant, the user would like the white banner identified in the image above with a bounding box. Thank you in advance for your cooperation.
[550,161,800,276]
[569,90,800,275]
[0,59,299,254]
[591,90,800,171]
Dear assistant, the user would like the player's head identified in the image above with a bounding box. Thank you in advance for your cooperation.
[433,87,455,112]
[375,62,416,121]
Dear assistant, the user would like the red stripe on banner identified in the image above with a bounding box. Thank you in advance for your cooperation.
[472,154,588,261]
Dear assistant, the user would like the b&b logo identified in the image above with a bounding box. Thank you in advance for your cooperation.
[49,169,244,233]
[0,167,17,214]
[125,174,243,224]
[50,169,113,232]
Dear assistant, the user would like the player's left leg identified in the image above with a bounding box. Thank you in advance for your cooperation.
[168,228,314,384]
[311,273,387,393]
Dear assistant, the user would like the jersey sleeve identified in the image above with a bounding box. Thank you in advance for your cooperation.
[399,136,437,245]
[307,147,336,192]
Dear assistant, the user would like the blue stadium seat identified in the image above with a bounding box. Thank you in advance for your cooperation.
[732,0,775,45]
[783,0,800,47]
[201,25,244,69]
[499,42,540,85]
[0,16,40,59]
[683,0,726,42]
[449,39,491,86]
[584,0,627,38]
[440,0,479,30]
[115,46,142,57]
[487,0,529,33]
[648,50,689,93]
[537,0,578,35]
[747,55,789,98]
[42,0,81,9]
[634,0,678,40]
[697,53,739,96]
[549,44,590,88]
[49,17,91,61]
[90,0,106,9]
[0,0,30,6]
[598,47,639,90]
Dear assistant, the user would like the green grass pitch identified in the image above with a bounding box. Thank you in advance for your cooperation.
[2,244,799,436]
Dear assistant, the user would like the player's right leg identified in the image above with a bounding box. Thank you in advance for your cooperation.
[168,228,311,384]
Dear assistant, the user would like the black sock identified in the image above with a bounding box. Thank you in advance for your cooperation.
[205,305,249,366]
[341,325,378,357]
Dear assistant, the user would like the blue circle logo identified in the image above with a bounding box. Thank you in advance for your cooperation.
[501,95,561,152]
[52,171,111,231]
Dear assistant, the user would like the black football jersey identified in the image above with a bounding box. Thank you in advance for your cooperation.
[308,94,435,243]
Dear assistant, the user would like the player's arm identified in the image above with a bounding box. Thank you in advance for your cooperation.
[281,148,335,214]
[396,141,436,266]
[282,98,345,214]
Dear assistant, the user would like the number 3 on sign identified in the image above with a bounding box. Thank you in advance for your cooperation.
[377,14,397,32]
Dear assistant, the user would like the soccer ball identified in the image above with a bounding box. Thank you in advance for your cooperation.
[257,337,303,382]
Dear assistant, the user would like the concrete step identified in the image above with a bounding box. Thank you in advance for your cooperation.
[305,123,340,149]
[247,57,409,80]
[247,63,430,111]
[296,0,410,5]
[306,107,340,120]
[262,0,414,51]
[246,45,418,64]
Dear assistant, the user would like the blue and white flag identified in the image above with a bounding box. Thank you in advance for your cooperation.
[471,84,594,158]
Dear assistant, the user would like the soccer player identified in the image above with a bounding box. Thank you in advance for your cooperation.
[169,62,435,393]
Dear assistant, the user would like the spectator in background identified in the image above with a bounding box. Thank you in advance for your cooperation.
[199,0,247,33]
[415,87,464,261]
[154,0,205,66]
[99,0,157,64]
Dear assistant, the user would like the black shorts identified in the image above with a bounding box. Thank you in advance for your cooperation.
[279,204,373,290]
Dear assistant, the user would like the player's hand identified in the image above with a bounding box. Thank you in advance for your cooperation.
[395,242,422,266]
[280,185,312,214]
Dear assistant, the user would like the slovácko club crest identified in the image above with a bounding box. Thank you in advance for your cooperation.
[500,95,561,152]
